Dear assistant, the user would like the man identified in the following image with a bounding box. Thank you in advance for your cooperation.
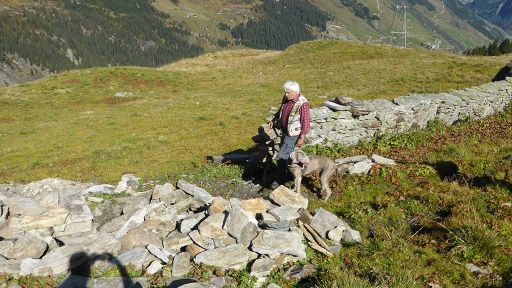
[492,59,512,82]
[268,81,311,188]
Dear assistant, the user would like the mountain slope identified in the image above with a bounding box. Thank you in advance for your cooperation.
[467,0,512,33]
[0,0,203,73]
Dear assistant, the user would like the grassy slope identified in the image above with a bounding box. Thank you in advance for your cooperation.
[0,40,510,183]
[295,110,512,287]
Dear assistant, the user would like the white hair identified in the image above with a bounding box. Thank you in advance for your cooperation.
[283,81,300,93]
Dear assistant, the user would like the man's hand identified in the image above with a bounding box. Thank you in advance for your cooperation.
[508,60,512,68]
[296,137,304,148]
[268,121,273,129]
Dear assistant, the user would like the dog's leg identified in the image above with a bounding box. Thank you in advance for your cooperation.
[288,165,303,196]
[295,174,302,196]
[320,168,334,201]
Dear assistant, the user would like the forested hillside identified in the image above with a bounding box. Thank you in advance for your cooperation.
[0,0,203,73]
[231,0,331,50]
[467,0,512,33]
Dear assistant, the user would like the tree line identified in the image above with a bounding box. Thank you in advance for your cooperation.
[231,0,331,50]
[464,39,512,56]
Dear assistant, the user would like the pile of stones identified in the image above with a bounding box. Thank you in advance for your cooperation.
[306,79,512,146]
[0,175,362,286]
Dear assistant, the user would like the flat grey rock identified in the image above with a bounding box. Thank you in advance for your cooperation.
[269,186,308,209]
[99,214,128,234]
[268,206,300,222]
[198,213,227,239]
[310,208,348,238]
[209,276,236,288]
[172,252,191,277]
[323,101,351,111]
[146,260,163,275]
[120,228,161,252]
[146,244,172,263]
[116,247,156,270]
[54,232,121,256]
[86,184,115,195]
[213,235,237,248]
[21,178,84,198]
[21,206,69,230]
[0,217,24,240]
[177,180,212,205]
[0,240,14,257]
[250,257,276,277]
[33,245,83,275]
[466,263,491,274]
[159,189,191,207]
[189,230,215,250]
[0,259,21,275]
[239,222,258,247]
[3,196,46,216]
[152,183,175,200]
[342,228,362,243]
[4,235,47,260]
[180,212,206,234]
[164,231,193,250]
[87,196,104,203]
[251,230,306,258]
[224,207,253,242]
[335,155,369,164]
[115,203,164,238]
[371,154,396,165]
[348,159,373,174]
[122,191,153,215]
[194,244,252,270]
[114,174,140,194]
[327,226,348,243]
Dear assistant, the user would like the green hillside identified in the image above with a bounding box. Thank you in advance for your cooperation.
[153,0,510,52]
[0,40,509,183]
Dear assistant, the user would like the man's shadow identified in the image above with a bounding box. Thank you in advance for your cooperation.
[208,145,275,186]
[425,160,512,193]
[59,252,143,288]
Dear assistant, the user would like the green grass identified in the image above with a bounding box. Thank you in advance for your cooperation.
[0,40,510,184]
[2,102,512,287]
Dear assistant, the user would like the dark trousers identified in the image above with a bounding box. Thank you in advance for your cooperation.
[274,135,299,184]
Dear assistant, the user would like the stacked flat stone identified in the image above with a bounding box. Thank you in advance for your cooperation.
[303,79,512,146]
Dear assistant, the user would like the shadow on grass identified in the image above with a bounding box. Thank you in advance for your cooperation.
[208,146,274,185]
[59,252,143,288]
[424,160,512,193]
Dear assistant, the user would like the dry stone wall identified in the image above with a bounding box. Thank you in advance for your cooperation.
[306,79,512,146]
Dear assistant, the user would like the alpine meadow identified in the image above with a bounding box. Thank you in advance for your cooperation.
[1,0,512,287]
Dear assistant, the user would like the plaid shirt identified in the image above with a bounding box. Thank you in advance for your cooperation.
[278,95,311,138]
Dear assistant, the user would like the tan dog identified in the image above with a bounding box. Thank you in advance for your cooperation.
[288,150,338,201]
